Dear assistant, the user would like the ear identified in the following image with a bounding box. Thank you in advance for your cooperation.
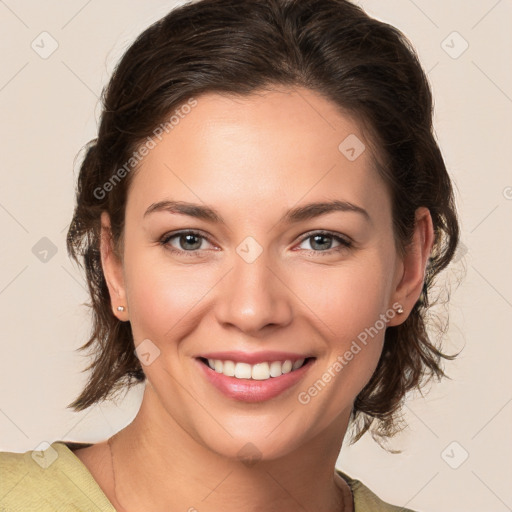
[100,211,128,321]
[387,206,434,326]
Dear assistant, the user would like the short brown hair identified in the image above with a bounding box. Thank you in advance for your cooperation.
[66,0,460,446]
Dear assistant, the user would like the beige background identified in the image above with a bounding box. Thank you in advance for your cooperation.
[0,1,511,511]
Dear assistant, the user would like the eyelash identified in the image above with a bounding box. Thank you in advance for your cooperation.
[158,230,353,257]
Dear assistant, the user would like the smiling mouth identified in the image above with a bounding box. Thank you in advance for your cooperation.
[197,357,315,380]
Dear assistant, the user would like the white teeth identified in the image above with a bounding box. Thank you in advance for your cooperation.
[269,361,282,377]
[251,362,270,380]
[292,358,305,370]
[234,362,252,379]
[205,358,307,380]
[214,360,223,373]
[222,360,236,377]
[281,360,293,374]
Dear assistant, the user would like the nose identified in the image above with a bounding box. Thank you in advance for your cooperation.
[214,250,293,336]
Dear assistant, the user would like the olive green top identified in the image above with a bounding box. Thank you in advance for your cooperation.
[0,441,418,511]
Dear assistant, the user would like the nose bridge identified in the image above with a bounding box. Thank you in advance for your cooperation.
[215,240,292,333]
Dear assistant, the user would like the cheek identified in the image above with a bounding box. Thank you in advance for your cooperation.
[291,255,393,409]
[293,254,393,339]
[123,244,219,343]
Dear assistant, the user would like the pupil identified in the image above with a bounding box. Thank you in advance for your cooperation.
[182,234,201,250]
[311,234,331,251]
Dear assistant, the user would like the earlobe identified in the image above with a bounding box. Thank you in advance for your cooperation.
[100,211,128,320]
[388,207,434,326]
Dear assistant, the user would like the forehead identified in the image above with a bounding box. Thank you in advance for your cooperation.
[126,87,389,220]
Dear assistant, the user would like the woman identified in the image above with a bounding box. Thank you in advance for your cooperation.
[0,0,459,510]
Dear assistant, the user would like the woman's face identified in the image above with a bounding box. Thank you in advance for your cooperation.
[102,87,413,460]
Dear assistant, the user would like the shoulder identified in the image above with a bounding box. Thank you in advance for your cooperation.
[337,469,420,512]
[0,441,115,511]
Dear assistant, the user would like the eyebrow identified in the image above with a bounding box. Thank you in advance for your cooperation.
[143,199,371,225]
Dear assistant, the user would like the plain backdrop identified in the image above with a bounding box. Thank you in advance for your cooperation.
[0,1,511,511]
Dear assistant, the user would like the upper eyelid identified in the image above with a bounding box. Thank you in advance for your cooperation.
[297,230,352,244]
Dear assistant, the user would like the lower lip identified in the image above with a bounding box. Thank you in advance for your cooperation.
[196,358,315,402]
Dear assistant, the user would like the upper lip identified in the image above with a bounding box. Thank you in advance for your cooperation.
[197,351,313,365]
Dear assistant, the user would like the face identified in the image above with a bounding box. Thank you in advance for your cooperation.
[101,86,424,461]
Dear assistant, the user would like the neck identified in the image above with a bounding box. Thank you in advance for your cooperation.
[108,385,353,512]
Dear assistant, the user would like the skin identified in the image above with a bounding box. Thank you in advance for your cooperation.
[74,86,433,511]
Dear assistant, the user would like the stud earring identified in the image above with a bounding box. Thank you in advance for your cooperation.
[117,306,125,312]
[396,305,404,314]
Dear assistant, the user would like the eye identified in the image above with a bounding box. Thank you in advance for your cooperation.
[159,229,353,257]
[159,230,215,256]
[296,230,352,255]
